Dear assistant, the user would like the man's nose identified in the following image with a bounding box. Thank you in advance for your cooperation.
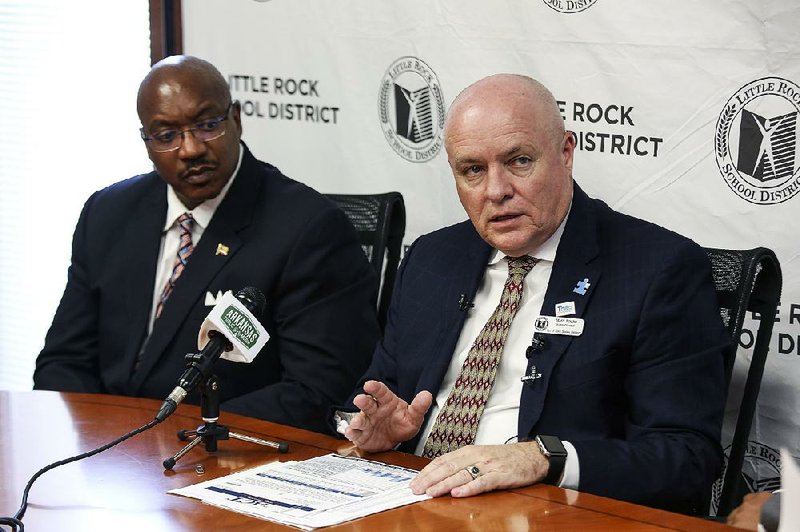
[485,166,514,201]
[177,129,208,159]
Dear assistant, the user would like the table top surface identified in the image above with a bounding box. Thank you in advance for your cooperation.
[0,391,735,531]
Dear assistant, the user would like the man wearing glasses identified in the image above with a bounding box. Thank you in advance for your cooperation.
[33,55,380,434]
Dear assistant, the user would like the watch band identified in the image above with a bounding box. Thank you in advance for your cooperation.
[536,435,567,485]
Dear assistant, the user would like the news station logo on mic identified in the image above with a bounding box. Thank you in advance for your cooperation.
[378,56,445,163]
[715,76,800,205]
[221,304,260,349]
[199,291,269,363]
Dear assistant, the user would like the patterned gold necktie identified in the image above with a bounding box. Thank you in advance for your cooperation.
[155,212,195,319]
[422,255,538,459]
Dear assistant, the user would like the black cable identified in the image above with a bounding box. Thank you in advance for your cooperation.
[0,517,22,532]
[0,416,164,530]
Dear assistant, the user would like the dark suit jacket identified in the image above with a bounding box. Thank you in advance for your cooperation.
[34,145,380,433]
[347,183,728,512]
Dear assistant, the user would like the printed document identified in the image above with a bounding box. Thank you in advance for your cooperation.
[169,453,431,529]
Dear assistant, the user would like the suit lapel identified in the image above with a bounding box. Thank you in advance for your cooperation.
[518,184,602,437]
[418,227,492,399]
[131,149,262,392]
[120,176,166,369]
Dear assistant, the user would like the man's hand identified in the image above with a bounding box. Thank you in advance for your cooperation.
[410,442,548,498]
[726,491,773,530]
[344,380,432,452]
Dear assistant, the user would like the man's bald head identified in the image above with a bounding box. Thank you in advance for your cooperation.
[137,55,230,119]
[445,74,566,151]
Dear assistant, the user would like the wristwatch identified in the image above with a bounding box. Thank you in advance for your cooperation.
[535,435,567,485]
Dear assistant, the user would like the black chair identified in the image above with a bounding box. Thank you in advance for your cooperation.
[325,192,406,329]
[703,247,782,517]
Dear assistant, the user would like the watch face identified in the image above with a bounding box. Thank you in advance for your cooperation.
[537,435,567,457]
[536,437,550,457]
[536,435,567,485]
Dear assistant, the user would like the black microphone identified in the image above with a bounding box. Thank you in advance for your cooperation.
[155,287,266,422]
[458,294,474,311]
[525,333,546,358]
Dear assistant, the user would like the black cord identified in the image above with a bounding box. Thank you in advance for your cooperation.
[0,517,23,532]
[0,416,163,530]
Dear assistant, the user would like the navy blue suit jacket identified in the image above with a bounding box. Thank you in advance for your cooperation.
[34,145,380,433]
[349,183,728,512]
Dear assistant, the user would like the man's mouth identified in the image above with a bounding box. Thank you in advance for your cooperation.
[490,213,519,223]
[183,165,216,183]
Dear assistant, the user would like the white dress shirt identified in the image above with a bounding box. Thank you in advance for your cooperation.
[147,144,243,332]
[415,208,579,489]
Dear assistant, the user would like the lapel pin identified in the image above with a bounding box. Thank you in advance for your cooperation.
[215,243,230,256]
[555,301,576,317]
[521,365,542,384]
[573,278,591,295]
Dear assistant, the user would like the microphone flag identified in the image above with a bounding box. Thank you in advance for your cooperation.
[197,290,269,363]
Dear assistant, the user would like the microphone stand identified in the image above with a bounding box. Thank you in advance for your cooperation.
[163,364,288,470]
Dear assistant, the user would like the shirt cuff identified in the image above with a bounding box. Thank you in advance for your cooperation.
[558,440,579,490]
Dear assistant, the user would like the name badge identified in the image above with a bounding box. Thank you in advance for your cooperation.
[533,315,584,336]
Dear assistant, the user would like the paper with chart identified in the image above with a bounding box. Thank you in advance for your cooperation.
[169,453,431,529]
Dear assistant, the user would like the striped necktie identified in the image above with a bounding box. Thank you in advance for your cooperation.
[155,212,195,319]
[422,254,538,459]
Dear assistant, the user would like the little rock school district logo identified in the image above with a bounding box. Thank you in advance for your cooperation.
[710,441,781,515]
[543,0,599,13]
[716,77,800,205]
[379,56,445,163]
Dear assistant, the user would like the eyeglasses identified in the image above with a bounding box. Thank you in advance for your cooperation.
[140,103,232,153]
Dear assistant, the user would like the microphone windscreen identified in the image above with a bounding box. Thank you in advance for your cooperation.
[236,286,266,315]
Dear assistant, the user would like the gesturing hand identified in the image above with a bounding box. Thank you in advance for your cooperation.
[344,380,433,452]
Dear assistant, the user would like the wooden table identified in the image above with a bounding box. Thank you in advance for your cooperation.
[0,391,735,530]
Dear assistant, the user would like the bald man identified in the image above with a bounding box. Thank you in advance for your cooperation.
[34,56,380,433]
[337,74,728,513]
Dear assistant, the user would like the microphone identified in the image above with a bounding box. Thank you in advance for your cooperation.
[458,294,474,311]
[155,287,267,422]
[525,333,546,358]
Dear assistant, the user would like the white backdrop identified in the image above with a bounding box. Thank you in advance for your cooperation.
[183,0,799,505]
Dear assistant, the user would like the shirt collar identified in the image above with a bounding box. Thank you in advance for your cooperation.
[488,200,572,266]
[163,142,244,231]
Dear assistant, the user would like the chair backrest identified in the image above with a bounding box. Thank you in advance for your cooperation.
[703,247,782,517]
[325,192,406,329]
